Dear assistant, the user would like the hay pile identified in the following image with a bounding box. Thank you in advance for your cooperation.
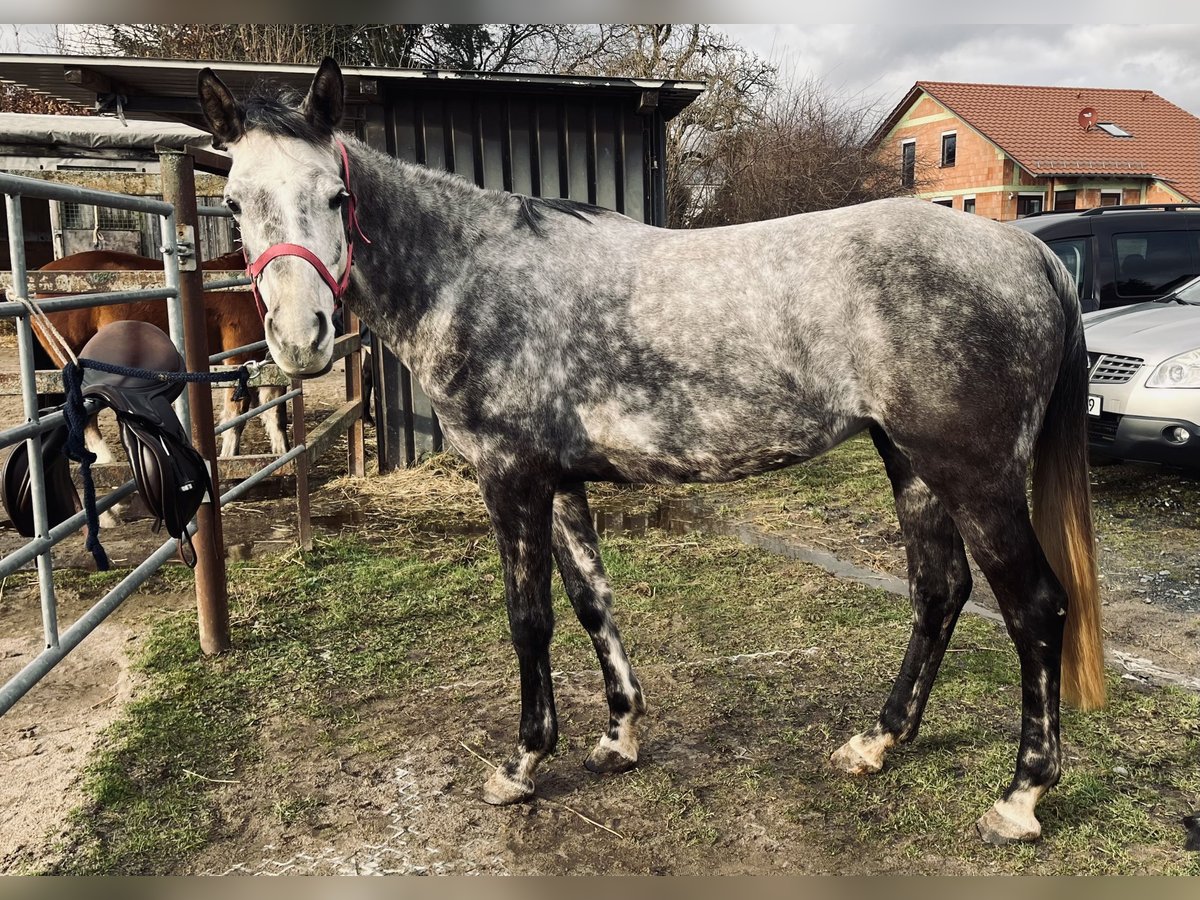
[321,453,488,534]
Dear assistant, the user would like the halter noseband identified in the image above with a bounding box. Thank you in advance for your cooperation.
[244,140,370,319]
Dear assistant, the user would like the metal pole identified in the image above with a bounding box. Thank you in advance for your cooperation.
[291,378,313,551]
[159,207,189,430]
[158,150,230,655]
[343,309,366,477]
[5,193,58,650]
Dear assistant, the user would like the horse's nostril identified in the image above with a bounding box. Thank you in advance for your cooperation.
[313,311,329,350]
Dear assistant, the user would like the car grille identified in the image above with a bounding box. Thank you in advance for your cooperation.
[1089,353,1144,384]
[1088,412,1121,444]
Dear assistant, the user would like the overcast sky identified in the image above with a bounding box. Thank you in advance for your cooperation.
[717,24,1200,117]
[3,23,1200,118]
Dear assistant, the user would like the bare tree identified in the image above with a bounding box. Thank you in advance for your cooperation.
[52,25,560,72]
[46,24,912,227]
[530,25,776,226]
[690,74,929,227]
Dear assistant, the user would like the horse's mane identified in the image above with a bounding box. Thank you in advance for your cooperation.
[515,196,604,235]
[240,82,605,237]
[242,83,330,146]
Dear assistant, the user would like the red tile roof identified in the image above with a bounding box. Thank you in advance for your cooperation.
[913,81,1200,201]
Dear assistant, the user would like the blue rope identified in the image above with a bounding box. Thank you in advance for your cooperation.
[76,358,253,402]
[61,362,108,571]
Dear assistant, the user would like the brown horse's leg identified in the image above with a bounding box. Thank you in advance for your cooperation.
[257,386,290,456]
[831,426,971,775]
[552,483,646,774]
[84,415,114,464]
[218,387,245,458]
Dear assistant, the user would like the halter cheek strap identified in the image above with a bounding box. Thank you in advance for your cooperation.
[244,140,371,320]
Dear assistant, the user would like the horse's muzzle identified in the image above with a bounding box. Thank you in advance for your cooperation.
[264,305,334,378]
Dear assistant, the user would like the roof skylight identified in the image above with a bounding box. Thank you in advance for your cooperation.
[1097,122,1133,137]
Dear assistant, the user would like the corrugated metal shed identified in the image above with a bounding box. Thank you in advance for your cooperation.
[0,54,706,469]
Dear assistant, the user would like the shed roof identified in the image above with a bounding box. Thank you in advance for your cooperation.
[0,54,706,129]
[0,111,215,152]
[877,80,1200,201]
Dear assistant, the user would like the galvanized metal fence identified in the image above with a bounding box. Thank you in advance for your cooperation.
[0,150,365,717]
[0,168,191,715]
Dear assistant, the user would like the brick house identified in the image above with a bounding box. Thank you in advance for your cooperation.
[873,81,1200,220]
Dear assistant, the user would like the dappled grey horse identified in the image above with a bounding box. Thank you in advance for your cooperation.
[200,59,1105,845]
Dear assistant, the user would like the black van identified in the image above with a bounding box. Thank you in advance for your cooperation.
[1011,204,1200,312]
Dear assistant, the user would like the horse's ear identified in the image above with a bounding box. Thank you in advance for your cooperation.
[197,68,244,149]
[303,57,344,135]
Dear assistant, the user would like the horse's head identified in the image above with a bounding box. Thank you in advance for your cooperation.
[198,58,352,377]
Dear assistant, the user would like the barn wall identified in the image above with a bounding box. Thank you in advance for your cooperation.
[363,86,668,470]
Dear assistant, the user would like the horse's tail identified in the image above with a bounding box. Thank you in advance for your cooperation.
[1031,247,1105,710]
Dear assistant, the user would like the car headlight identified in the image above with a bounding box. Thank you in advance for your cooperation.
[1146,348,1200,388]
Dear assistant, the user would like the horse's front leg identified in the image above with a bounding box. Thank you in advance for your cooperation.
[552,483,646,774]
[257,386,290,456]
[478,470,558,805]
[218,386,243,458]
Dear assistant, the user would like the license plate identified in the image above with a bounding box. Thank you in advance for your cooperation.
[1087,394,1102,417]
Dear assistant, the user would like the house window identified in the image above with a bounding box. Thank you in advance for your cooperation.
[1097,122,1132,138]
[940,132,956,167]
[900,141,916,188]
[932,198,953,208]
[1016,194,1045,218]
[1100,191,1121,207]
[1054,191,1077,212]
[963,196,976,214]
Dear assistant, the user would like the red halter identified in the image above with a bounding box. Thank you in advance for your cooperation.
[244,140,371,320]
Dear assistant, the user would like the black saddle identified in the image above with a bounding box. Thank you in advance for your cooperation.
[2,423,79,538]
[2,320,212,567]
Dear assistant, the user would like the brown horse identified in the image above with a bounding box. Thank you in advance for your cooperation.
[32,249,288,459]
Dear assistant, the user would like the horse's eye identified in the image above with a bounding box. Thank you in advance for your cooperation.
[330,189,349,210]
[225,197,241,216]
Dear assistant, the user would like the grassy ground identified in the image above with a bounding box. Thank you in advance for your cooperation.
[21,453,1200,875]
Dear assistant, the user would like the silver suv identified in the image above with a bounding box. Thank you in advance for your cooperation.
[1082,276,1200,469]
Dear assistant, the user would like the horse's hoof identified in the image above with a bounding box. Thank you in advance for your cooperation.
[481,765,534,805]
[830,734,886,775]
[584,744,638,775]
[975,804,1041,845]
[1182,813,1200,851]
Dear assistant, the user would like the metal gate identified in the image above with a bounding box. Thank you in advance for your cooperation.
[0,147,363,717]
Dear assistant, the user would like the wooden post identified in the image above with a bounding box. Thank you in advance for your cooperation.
[158,150,230,655]
[343,309,366,477]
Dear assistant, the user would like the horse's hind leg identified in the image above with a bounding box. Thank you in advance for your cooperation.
[832,426,972,775]
[477,470,558,805]
[947,488,1068,844]
[872,442,1068,844]
[552,483,647,774]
